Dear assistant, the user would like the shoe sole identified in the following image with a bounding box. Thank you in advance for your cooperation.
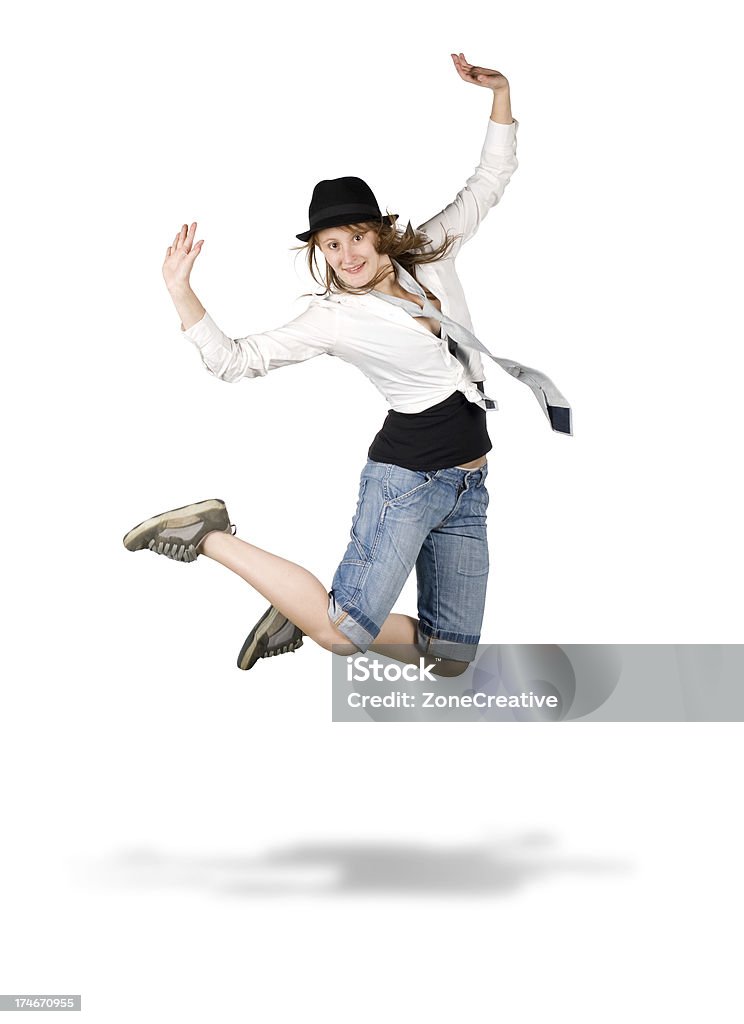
[123,498,227,551]
[237,606,304,672]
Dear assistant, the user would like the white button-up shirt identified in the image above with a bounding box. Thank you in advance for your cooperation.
[182,117,519,415]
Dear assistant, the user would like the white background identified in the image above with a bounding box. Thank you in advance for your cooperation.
[1,0,743,1020]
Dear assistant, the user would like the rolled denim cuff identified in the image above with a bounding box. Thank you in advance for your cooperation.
[327,592,377,653]
[416,622,480,664]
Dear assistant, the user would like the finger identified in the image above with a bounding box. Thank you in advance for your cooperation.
[186,221,196,249]
[451,54,469,81]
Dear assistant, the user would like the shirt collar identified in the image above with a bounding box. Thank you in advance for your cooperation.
[387,258,426,300]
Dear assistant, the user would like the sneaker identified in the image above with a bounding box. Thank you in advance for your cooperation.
[237,604,304,671]
[123,498,234,563]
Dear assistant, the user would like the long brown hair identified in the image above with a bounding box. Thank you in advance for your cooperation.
[293,212,461,300]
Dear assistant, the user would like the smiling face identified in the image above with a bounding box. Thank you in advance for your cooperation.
[314,224,392,289]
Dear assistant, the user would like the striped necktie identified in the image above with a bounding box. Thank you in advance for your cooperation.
[372,259,573,435]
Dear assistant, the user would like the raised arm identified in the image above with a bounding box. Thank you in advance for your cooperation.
[163,222,336,382]
[417,54,518,258]
[180,302,337,383]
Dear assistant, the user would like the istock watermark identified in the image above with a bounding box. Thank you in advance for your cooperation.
[345,655,557,709]
[346,655,439,684]
[331,644,744,722]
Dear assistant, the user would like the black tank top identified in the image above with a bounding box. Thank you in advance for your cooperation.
[367,385,492,471]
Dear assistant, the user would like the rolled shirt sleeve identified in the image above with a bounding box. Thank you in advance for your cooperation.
[416,117,519,258]
[181,298,338,382]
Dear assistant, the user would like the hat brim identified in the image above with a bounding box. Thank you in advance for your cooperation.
[296,212,398,243]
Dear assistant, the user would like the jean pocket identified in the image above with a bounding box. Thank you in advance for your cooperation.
[383,467,435,507]
[456,532,490,577]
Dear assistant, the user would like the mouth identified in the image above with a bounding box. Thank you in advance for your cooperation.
[344,262,366,275]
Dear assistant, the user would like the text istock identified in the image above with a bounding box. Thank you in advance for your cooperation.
[346,656,438,683]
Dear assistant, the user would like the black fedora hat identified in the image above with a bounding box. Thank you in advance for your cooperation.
[296,175,397,242]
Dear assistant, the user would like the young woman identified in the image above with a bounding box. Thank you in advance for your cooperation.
[123,53,571,676]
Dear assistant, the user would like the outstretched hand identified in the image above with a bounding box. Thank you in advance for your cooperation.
[451,52,509,91]
[163,222,204,292]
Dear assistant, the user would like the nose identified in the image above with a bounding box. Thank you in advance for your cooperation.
[338,245,359,266]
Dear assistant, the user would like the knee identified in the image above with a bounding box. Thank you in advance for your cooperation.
[316,618,359,656]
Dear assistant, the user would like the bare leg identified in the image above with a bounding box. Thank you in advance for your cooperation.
[199,532,468,675]
[369,614,469,676]
[371,613,418,646]
[199,532,355,653]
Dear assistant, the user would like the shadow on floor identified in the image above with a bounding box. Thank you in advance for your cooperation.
[97,833,632,899]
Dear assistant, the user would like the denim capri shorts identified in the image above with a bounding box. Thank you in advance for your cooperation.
[327,458,490,662]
